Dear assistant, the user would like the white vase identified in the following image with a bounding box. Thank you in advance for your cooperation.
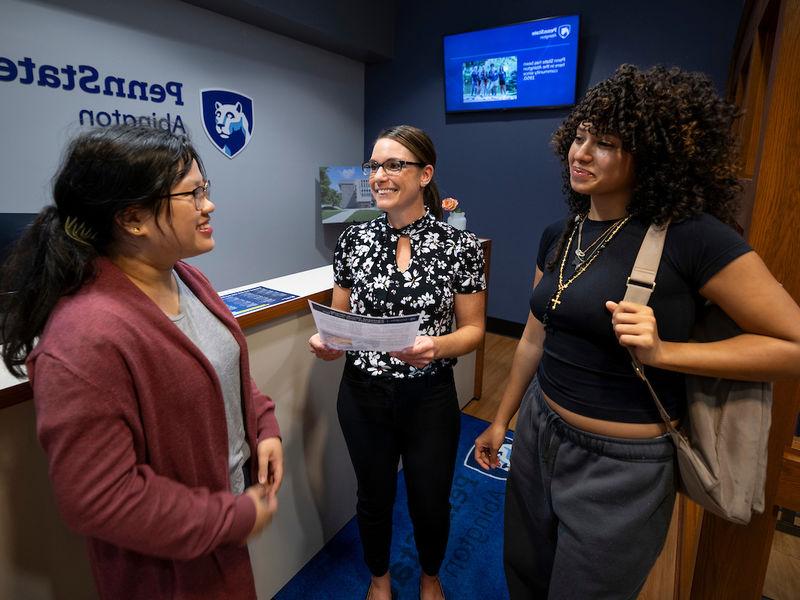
[447,212,467,230]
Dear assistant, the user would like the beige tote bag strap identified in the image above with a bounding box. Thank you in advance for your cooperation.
[622,223,680,434]
[623,223,668,305]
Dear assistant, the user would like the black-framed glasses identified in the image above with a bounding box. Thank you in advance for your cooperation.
[361,159,425,177]
[166,180,211,210]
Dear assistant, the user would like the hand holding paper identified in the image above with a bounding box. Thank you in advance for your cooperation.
[308,333,345,361]
[309,301,421,352]
[389,336,437,369]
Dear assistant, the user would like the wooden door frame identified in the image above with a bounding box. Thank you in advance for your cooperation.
[688,0,800,597]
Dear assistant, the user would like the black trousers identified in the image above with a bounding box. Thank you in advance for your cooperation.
[337,361,461,577]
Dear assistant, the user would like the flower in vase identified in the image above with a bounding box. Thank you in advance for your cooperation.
[442,197,467,230]
[442,197,462,213]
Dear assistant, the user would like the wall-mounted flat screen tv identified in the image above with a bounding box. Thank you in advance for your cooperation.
[443,15,580,113]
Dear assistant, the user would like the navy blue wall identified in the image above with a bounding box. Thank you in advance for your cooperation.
[364,0,743,326]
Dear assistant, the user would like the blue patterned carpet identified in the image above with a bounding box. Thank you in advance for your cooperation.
[274,413,512,600]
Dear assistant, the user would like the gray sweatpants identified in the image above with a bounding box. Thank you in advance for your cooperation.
[504,378,676,600]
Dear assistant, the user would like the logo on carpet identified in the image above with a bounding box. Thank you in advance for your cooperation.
[200,89,254,158]
[464,436,513,480]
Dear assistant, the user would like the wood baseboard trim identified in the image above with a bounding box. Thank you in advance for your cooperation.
[486,316,524,338]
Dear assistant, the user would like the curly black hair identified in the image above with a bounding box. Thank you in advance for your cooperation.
[547,64,742,268]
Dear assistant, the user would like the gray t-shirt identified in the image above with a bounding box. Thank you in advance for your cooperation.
[170,274,250,494]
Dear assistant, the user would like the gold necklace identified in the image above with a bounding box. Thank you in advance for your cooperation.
[549,215,631,311]
[573,214,626,266]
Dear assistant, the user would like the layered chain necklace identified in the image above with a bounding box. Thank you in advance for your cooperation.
[572,214,626,267]
[549,214,630,311]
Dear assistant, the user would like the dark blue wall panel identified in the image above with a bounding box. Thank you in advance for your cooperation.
[365,0,743,325]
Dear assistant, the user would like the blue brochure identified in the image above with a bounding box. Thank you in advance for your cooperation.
[221,286,298,317]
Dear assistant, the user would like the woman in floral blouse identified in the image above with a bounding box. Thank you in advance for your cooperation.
[310,125,486,600]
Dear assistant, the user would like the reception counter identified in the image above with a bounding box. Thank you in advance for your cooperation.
[0,251,488,599]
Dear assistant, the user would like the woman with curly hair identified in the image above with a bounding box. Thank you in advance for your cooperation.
[474,64,800,598]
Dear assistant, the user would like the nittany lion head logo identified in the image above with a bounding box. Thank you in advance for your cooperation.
[558,24,572,39]
[200,89,254,159]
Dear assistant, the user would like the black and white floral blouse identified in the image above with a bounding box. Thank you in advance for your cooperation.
[334,211,485,378]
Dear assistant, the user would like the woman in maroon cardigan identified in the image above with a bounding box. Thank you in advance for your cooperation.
[1,125,282,599]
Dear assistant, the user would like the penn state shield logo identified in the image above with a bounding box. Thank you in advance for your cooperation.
[200,89,254,159]
[558,24,572,39]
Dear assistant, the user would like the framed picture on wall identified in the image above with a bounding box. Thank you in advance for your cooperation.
[319,166,381,224]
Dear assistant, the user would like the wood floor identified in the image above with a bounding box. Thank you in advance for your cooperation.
[462,332,519,429]
[462,332,800,600]
[763,518,800,600]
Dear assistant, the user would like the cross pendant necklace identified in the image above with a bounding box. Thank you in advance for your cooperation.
[547,214,631,314]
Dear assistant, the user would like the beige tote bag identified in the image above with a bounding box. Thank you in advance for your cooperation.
[623,223,771,525]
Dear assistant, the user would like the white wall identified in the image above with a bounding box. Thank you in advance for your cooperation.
[0,0,364,290]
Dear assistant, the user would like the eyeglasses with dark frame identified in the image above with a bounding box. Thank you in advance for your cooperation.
[166,180,211,210]
[361,159,426,177]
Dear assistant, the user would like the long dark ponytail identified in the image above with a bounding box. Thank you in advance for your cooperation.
[1,125,202,377]
[375,125,442,220]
